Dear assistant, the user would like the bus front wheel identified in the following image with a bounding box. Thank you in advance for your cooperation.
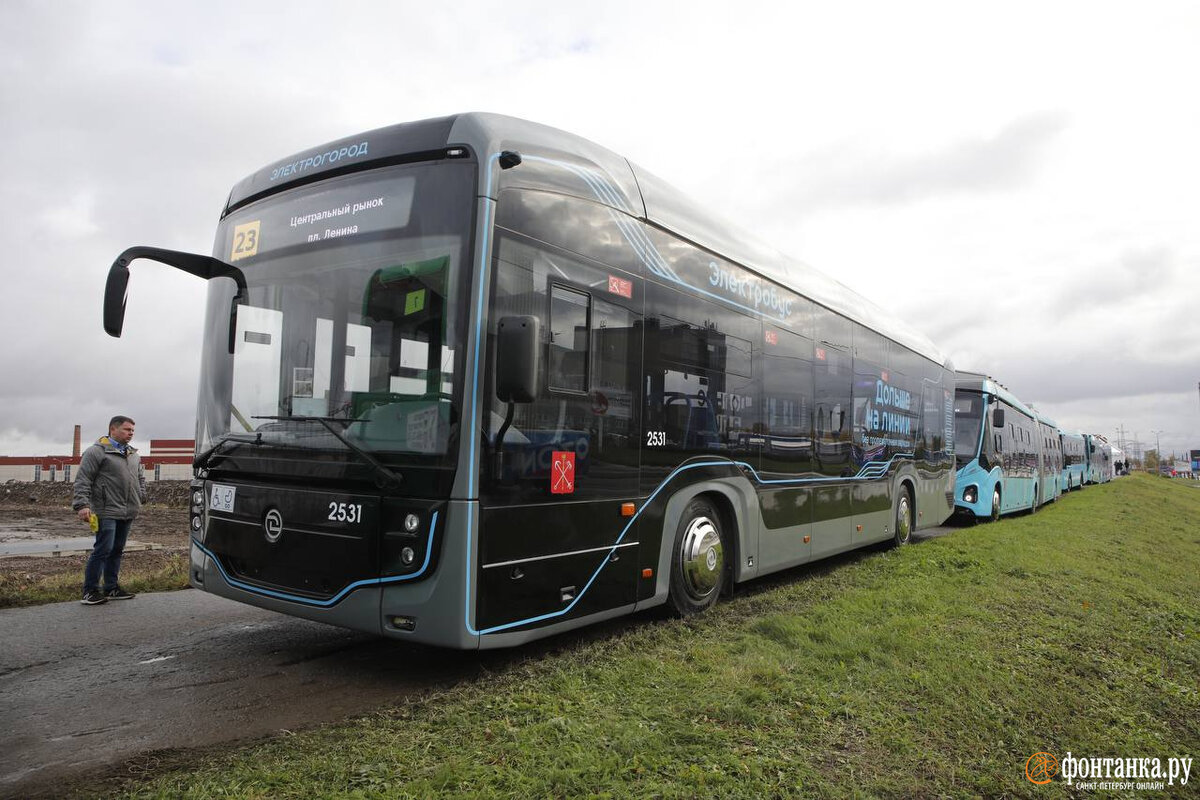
[667,498,727,617]
[988,488,1001,523]
[892,487,913,547]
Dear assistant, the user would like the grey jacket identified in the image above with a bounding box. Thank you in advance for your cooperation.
[72,437,148,520]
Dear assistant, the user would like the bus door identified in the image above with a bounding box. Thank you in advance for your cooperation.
[812,341,853,558]
[479,234,642,633]
[756,327,815,571]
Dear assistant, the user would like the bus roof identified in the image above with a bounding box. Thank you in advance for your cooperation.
[954,371,1039,420]
[224,112,947,365]
[1035,411,1058,429]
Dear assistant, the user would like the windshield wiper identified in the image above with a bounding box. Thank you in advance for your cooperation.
[251,416,403,488]
[194,432,264,470]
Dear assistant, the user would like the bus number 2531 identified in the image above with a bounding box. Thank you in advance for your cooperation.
[328,502,363,523]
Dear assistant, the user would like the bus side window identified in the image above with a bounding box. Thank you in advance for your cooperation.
[547,284,590,394]
[761,327,814,473]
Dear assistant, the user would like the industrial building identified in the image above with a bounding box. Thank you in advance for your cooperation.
[0,425,193,483]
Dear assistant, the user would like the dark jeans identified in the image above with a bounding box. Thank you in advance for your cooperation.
[83,518,133,594]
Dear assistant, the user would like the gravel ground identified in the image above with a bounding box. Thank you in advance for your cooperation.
[0,482,188,581]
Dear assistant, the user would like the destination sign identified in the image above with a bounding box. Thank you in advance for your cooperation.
[221,174,415,262]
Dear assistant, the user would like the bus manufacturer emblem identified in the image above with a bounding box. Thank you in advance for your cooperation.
[264,509,284,543]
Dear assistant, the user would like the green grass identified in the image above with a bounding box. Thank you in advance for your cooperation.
[0,552,190,608]
[107,474,1199,798]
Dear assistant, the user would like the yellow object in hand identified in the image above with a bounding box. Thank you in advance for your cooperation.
[88,513,99,533]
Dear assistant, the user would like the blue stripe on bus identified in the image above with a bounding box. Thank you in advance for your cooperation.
[524,154,683,282]
[465,151,917,636]
[463,152,508,635]
[193,512,439,608]
[470,459,734,635]
[469,454,914,635]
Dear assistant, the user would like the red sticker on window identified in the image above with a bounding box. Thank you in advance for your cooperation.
[607,275,633,299]
[815,347,827,361]
[764,330,779,346]
[551,451,575,494]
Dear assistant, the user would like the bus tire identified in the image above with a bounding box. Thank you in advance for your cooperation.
[988,488,1001,523]
[667,497,727,617]
[892,486,913,547]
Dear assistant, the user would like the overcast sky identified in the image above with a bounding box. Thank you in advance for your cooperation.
[3,1,1198,461]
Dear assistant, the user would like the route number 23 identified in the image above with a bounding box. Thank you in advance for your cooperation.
[230,220,261,261]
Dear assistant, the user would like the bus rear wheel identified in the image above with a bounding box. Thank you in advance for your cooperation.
[667,498,727,617]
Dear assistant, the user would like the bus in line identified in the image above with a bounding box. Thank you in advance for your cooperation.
[1035,411,1063,504]
[952,373,1051,521]
[1060,430,1087,490]
[1084,434,1112,485]
[103,113,956,649]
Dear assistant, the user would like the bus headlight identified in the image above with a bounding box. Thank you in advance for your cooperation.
[190,480,206,514]
[963,485,978,504]
[404,513,420,533]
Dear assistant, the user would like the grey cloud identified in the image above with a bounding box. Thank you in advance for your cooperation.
[966,350,1200,406]
[775,111,1069,212]
[1055,246,1175,310]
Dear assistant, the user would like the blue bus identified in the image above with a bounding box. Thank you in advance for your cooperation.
[1035,411,1063,505]
[1084,434,1112,484]
[102,113,956,649]
[1060,430,1086,490]
[952,373,1046,521]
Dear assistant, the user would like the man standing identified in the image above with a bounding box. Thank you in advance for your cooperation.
[72,416,147,605]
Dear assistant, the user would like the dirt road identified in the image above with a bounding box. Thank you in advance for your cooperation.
[0,483,188,584]
[0,589,512,798]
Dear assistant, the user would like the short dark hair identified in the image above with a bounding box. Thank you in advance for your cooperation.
[109,415,135,430]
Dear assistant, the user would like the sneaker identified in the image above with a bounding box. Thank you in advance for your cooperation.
[104,586,136,601]
[81,591,108,605]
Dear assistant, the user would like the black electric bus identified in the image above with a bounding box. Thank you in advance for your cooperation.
[104,114,956,649]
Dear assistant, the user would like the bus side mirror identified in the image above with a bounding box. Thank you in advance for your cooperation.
[992,408,1005,429]
[102,246,248,353]
[103,263,131,337]
[496,316,540,403]
[227,288,248,355]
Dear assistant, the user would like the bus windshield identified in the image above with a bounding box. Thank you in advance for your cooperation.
[954,391,984,467]
[195,161,475,461]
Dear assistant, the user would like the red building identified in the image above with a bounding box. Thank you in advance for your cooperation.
[0,427,194,482]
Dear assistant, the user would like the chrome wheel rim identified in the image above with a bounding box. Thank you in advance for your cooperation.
[679,515,723,600]
[896,495,912,544]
